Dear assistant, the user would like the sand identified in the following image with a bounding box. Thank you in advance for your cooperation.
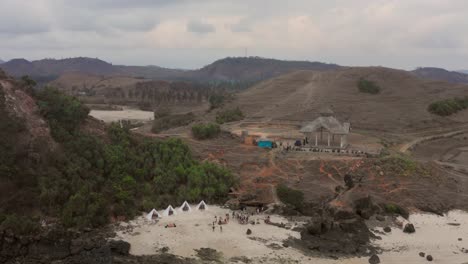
[115,206,468,263]
[114,205,367,263]
[89,109,153,123]
[374,210,468,264]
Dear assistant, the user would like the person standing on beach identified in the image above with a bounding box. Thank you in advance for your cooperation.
[212,225,215,232]
[220,225,222,232]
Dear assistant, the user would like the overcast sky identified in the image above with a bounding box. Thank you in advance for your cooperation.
[1,0,467,70]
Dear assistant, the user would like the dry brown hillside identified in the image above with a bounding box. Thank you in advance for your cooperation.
[231,67,468,132]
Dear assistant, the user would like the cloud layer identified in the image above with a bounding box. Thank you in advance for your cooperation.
[0,0,467,69]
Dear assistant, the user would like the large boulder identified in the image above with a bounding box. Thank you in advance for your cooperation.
[354,196,379,220]
[403,223,416,233]
[306,217,333,235]
[109,240,130,255]
[369,254,380,264]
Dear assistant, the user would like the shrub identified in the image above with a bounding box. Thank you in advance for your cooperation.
[378,154,421,176]
[0,214,41,235]
[192,123,221,140]
[20,75,37,87]
[153,107,171,119]
[36,86,89,140]
[209,94,225,109]
[384,203,409,218]
[428,97,468,116]
[358,78,380,94]
[151,112,195,133]
[276,184,304,210]
[215,108,244,124]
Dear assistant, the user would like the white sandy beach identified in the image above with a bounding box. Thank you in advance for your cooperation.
[114,205,468,263]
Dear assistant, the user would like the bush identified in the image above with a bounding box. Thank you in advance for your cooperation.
[36,86,89,140]
[358,78,380,94]
[0,214,41,235]
[384,203,409,218]
[151,112,195,133]
[21,75,37,87]
[428,97,468,116]
[209,94,225,109]
[276,184,304,210]
[215,108,244,124]
[378,154,421,176]
[153,107,171,119]
[192,123,221,140]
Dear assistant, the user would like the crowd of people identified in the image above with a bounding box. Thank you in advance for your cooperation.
[209,207,268,232]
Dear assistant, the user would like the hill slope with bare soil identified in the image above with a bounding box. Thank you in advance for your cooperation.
[412,67,468,84]
[231,67,468,132]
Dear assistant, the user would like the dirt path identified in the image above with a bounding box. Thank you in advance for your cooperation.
[398,129,468,153]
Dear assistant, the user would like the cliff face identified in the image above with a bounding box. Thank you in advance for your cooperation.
[0,71,56,213]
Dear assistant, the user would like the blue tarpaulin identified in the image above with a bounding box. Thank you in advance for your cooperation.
[258,140,272,148]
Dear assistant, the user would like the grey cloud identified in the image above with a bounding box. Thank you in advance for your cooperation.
[0,20,50,35]
[187,20,215,34]
[60,0,189,10]
[1,0,468,70]
[229,19,252,32]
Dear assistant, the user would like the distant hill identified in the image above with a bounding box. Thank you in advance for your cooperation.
[0,59,4,64]
[411,67,468,84]
[187,57,341,82]
[230,67,468,132]
[458,70,468,74]
[0,56,341,83]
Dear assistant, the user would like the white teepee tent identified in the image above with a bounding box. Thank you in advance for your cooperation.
[195,200,208,210]
[178,201,192,212]
[162,205,177,216]
[145,209,162,220]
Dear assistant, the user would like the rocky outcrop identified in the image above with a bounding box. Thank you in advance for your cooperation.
[0,228,125,264]
[0,227,198,264]
[368,254,380,264]
[300,213,377,255]
[403,223,416,233]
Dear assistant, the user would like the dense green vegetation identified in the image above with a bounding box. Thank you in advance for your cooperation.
[151,112,195,133]
[0,85,237,230]
[357,78,381,94]
[215,108,244,124]
[0,214,41,235]
[36,87,90,140]
[191,123,221,140]
[428,97,468,116]
[276,184,304,210]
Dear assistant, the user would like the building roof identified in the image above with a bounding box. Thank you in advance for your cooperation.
[300,115,350,134]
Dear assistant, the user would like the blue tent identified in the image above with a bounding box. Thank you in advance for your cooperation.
[258,139,272,148]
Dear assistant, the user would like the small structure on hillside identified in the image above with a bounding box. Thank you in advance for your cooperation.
[162,205,177,216]
[300,108,350,149]
[146,209,162,220]
[178,201,192,212]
